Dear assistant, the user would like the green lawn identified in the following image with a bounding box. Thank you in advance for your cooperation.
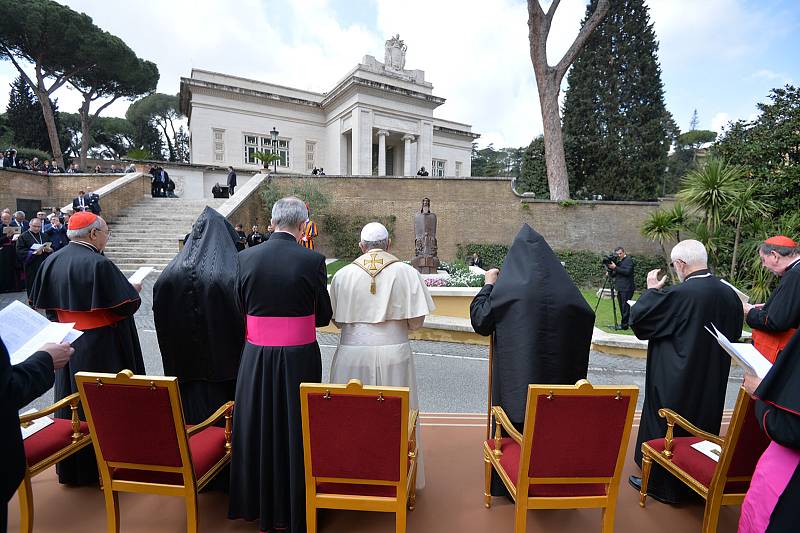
[326,259,349,282]
[580,288,638,335]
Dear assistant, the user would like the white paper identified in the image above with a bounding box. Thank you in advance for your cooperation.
[627,300,637,308]
[720,279,750,304]
[19,408,55,439]
[691,440,722,462]
[30,243,44,251]
[127,266,154,285]
[0,301,83,365]
[705,323,773,379]
[11,233,20,241]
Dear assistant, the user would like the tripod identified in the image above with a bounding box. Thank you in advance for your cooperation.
[594,269,620,330]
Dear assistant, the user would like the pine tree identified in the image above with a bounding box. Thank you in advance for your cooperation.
[5,76,64,154]
[562,0,674,201]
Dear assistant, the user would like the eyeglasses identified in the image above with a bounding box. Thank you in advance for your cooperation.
[669,259,685,268]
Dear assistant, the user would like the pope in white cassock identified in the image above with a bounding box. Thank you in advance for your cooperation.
[329,222,435,489]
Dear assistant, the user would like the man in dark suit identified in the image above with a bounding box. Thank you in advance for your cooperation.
[1,339,73,532]
[227,166,237,195]
[72,190,89,212]
[86,187,101,214]
[608,246,635,330]
[11,212,28,231]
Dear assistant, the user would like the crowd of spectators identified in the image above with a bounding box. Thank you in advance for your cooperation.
[1,148,137,175]
[233,223,274,251]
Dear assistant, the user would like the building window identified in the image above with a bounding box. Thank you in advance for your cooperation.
[305,141,317,172]
[455,161,463,177]
[213,129,225,162]
[244,134,290,168]
[432,159,446,177]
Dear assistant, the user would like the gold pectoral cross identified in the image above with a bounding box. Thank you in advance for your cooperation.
[364,252,383,272]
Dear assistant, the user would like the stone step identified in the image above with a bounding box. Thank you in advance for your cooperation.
[108,257,175,266]
[104,252,178,259]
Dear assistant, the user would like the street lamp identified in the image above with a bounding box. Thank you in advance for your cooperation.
[270,126,279,174]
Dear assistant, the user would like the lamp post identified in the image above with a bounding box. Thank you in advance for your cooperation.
[270,126,279,174]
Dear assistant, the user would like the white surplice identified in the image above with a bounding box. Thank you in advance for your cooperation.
[329,250,435,489]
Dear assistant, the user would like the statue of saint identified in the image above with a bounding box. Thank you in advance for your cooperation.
[412,197,440,274]
[384,34,407,71]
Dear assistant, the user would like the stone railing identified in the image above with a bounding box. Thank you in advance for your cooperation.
[216,172,269,227]
[61,172,150,222]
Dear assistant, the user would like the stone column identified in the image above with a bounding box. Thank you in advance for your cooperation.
[377,129,389,176]
[402,134,415,176]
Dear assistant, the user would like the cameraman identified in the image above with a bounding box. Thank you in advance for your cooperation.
[608,246,634,330]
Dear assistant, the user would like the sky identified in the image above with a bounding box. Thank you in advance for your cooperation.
[0,0,797,149]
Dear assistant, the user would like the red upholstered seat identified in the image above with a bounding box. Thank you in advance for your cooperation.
[112,426,227,485]
[317,482,397,497]
[24,420,89,466]
[645,437,750,493]
[488,438,608,497]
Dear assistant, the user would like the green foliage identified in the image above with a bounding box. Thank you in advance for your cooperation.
[677,158,746,234]
[253,151,281,169]
[471,143,524,177]
[458,242,664,290]
[562,0,674,201]
[5,76,60,153]
[321,214,397,260]
[126,93,185,162]
[677,129,717,147]
[126,148,151,160]
[15,147,52,161]
[516,135,549,196]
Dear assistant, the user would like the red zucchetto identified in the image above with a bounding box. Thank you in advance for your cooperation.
[68,211,98,229]
[765,235,798,248]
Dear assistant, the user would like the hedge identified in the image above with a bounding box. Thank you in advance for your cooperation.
[321,214,397,260]
[457,243,665,290]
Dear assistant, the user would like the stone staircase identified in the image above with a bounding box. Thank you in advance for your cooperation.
[103,197,228,273]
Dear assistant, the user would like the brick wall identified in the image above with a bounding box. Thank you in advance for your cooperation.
[273,175,665,260]
[0,169,120,213]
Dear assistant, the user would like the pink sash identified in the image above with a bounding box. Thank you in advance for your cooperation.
[245,314,317,347]
[739,441,800,533]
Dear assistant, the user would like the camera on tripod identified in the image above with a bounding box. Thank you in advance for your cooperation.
[601,253,617,269]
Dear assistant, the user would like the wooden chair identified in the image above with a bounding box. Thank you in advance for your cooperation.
[300,379,418,533]
[483,379,638,533]
[639,386,770,532]
[74,370,234,533]
[17,392,93,533]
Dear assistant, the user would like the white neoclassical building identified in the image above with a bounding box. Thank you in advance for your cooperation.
[179,35,478,177]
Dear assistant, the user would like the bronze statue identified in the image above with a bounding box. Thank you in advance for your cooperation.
[412,197,440,274]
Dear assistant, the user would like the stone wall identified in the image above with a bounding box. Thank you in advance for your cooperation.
[218,173,269,229]
[272,175,665,260]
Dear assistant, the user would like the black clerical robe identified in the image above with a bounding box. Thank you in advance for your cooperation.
[0,227,21,293]
[745,330,800,531]
[153,207,244,424]
[15,230,51,297]
[228,231,332,532]
[630,270,743,502]
[30,241,145,486]
[746,258,800,363]
[1,339,54,529]
[470,224,595,497]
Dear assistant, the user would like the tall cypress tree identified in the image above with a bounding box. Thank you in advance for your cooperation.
[563,0,674,201]
[6,76,63,154]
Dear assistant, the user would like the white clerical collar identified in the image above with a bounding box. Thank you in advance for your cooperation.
[71,240,99,253]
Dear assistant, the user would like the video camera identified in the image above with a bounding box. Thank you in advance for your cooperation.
[601,253,617,268]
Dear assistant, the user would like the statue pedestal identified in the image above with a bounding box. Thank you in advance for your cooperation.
[412,255,440,274]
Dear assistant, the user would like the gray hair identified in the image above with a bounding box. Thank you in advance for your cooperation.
[271,197,308,230]
[67,218,104,239]
[670,239,708,267]
[362,238,389,251]
[759,242,800,257]
[13,211,24,218]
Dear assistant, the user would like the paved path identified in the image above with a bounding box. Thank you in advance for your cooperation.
[4,279,743,414]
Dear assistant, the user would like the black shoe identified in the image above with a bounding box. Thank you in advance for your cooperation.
[629,475,679,505]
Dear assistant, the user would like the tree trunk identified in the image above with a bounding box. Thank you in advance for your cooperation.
[539,77,570,200]
[79,95,92,171]
[731,219,742,280]
[33,86,64,169]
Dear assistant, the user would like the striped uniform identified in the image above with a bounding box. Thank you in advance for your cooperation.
[301,219,317,250]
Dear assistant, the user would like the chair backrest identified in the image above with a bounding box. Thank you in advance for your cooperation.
[713,387,771,485]
[521,380,639,484]
[75,370,192,479]
[301,380,409,486]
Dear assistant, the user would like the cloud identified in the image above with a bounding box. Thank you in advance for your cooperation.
[710,112,731,134]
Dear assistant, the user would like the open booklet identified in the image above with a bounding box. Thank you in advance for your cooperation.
[127,266,154,285]
[705,323,772,379]
[720,279,749,304]
[0,300,83,365]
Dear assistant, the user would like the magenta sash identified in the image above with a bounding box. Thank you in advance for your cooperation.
[739,441,800,533]
[246,314,317,347]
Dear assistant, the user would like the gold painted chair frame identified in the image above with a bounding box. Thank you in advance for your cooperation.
[16,392,92,533]
[483,380,639,533]
[639,386,756,533]
[300,379,418,533]
[75,370,233,533]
